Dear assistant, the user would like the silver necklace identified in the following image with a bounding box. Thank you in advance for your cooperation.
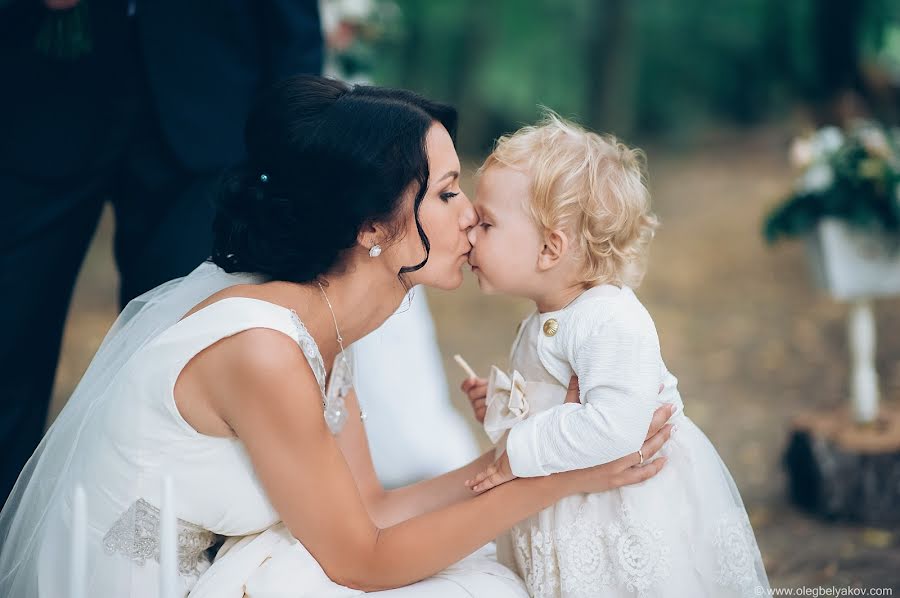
[316,282,366,426]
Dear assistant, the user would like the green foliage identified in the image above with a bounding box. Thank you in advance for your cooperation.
[373,0,900,153]
[763,123,900,245]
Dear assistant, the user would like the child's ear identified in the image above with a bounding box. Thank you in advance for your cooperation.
[537,229,570,271]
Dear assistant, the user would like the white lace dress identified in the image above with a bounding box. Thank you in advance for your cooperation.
[484,286,770,598]
[36,297,526,597]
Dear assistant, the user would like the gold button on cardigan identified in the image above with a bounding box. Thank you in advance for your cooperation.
[542,318,559,337]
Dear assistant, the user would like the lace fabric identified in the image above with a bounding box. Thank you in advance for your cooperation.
[289,307,354,434]
[289,309,328,399]
[505,417,769,598]
[102,499,218,578]
[511,500,761,598]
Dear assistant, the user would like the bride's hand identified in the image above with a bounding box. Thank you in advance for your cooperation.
[558,403,675,496]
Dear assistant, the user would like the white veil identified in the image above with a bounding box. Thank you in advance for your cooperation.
[0,260,264,596]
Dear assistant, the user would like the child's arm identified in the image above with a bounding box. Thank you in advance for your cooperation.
[464,375,583,493]
[505,318,665,478]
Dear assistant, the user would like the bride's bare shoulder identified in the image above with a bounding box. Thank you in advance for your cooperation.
[175,311,314,437]
[207,328,325,430]
[180,283,278,321]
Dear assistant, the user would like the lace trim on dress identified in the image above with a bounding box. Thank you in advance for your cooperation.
[102,498,218,578]
[288,309,327,399]
[327,354,353,402]
[511,501,761,598]
[512,503,671,598]
[289,308,351,434]
[712,506,761,595]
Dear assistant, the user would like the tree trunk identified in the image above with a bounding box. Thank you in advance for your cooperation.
[783,403,900,525]
[585,0,637,137]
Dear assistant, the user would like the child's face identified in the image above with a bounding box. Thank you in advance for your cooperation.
[466,165,544,296]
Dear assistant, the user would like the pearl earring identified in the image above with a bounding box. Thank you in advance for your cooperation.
[369,244,382,258]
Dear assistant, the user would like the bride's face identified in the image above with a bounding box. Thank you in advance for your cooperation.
[394,123,477,290]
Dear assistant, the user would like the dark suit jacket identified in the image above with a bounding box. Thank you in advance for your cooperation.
[0,0,323,179]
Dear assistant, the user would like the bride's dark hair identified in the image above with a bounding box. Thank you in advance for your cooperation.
[211,75,458,283]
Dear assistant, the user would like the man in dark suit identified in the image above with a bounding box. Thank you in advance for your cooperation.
[0,0,323,503]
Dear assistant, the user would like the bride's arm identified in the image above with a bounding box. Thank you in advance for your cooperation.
[219,331,671,592]
[333,386,495,527]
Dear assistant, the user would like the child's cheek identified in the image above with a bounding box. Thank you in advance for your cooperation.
[471,258,495,292]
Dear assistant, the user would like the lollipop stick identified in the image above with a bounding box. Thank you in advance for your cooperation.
[453,354,478,379]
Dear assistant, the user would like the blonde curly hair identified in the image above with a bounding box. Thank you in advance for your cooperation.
[478,111,659,288]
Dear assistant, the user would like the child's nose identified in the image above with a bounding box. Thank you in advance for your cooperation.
[466,226,477,246]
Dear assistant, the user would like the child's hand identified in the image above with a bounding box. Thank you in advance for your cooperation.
[465,451,516,493]
[461,376,489,423]
[564,375,580,404]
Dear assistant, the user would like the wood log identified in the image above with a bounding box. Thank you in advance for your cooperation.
[783,402,900,526]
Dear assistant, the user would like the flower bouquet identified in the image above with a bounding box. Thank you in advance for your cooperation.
[764,121,900,300]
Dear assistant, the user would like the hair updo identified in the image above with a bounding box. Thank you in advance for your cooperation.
[211,75,458,284]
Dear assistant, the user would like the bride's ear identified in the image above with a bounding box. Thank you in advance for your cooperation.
[357,222,388,254]
[537,229,569,271]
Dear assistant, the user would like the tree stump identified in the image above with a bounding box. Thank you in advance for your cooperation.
[783,402,900,526]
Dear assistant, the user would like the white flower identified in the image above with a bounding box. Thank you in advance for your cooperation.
[337,0,375,21]
[814,126,844,156]
[790,138,814,169]
[859,127,892,159]
[799,163,834,193]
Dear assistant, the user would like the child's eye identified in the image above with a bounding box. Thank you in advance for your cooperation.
[440,191,460,202]
[480,222,492,230]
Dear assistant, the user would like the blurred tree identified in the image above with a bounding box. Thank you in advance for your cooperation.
[373,0,900,151]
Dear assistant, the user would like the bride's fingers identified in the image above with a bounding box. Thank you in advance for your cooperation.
[644,404,675,441]
[640,423,674,462]
[613,456,667,487]
[606,422,672,473]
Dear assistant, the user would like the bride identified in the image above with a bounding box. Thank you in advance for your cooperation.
[0,75,674,597]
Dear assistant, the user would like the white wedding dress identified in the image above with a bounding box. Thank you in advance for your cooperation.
[0,263,526,597]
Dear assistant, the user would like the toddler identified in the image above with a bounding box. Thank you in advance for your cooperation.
[460,113,769,598]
